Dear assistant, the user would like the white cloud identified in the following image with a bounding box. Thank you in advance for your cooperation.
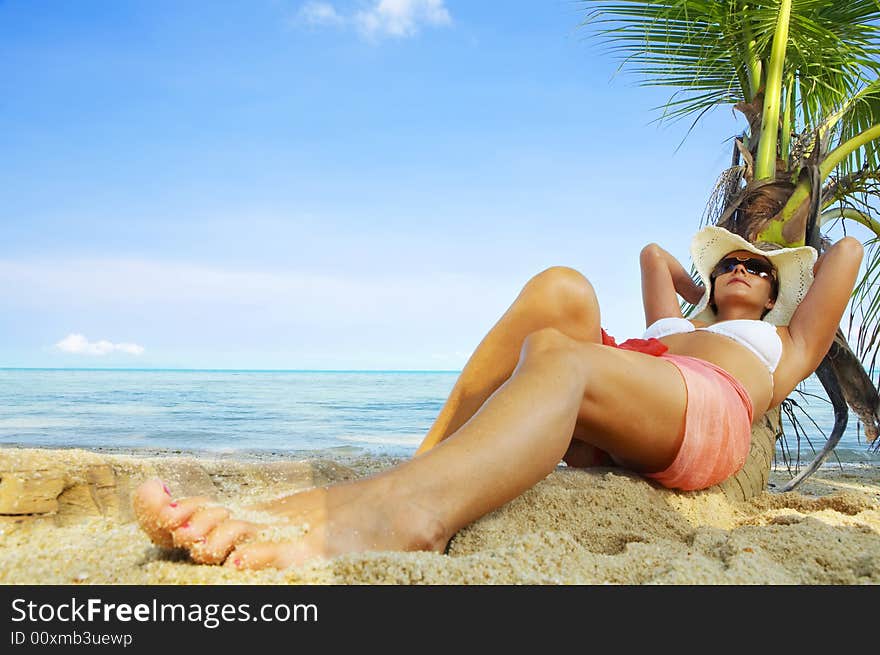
[357,0,452,38]
[297,1,344,26]
[293,0,452,39]
[55,333,145,356]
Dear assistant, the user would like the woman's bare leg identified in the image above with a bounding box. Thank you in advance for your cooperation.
[133,328,688,570]
[415,266,602,455]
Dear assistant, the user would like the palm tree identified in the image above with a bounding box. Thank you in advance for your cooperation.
[578,0,880,489]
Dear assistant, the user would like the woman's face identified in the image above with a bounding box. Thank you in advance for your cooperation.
[710,250,777,316]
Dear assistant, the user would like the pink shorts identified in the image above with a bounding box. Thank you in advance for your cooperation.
[601,329,754,491]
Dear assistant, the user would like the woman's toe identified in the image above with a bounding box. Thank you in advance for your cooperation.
[171,506,230,548]
[224,542,288,571]
[133,478,214,549]
[224,537,318,571]
[190,520,260,565]
[132,478,177,548]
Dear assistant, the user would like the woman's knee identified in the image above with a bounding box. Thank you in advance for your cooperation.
[520,326,583,361]
[518,327,593,384]
[518,266,599,327]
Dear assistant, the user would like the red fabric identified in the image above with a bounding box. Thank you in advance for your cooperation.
[600,328,669,356]
[600,328,618,347]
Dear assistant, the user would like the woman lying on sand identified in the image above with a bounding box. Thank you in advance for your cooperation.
[133,225,863,570]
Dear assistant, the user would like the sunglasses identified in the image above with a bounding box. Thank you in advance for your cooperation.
[711,256,776,281]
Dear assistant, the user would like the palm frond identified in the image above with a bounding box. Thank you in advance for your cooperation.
[824,79,880,178]
[579,1,762,120]
[578,0,880,137]
[847,235,880,373]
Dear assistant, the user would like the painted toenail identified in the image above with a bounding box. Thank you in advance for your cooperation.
[162,484,172,496]
[169,502,178,508]
[180,521,190,529]
[233,558,242,567]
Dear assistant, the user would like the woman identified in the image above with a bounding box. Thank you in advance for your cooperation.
[133,226,863,570]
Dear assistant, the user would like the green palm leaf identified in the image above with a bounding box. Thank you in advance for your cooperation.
[579,0,880,136]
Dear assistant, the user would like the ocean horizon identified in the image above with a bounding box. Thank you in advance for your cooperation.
[0,367,462,373]
[1,367,878,466]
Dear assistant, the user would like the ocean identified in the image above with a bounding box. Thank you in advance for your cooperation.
[1,368,878,465]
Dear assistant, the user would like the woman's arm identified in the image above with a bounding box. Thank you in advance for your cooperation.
[787,236,864,371]
[640,243,705,327]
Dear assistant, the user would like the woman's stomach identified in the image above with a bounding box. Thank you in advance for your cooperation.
[658,331,774,415]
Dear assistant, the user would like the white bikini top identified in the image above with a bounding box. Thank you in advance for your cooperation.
[643,317,782,372]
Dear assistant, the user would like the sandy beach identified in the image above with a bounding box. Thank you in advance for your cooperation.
[0,445,878,585]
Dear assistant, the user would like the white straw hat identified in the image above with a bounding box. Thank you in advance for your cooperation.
[690,225,817,326]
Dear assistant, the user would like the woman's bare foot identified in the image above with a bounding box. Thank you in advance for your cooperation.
[133,476,450,571]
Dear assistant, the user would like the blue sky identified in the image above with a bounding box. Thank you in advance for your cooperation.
[1,0,811,369]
